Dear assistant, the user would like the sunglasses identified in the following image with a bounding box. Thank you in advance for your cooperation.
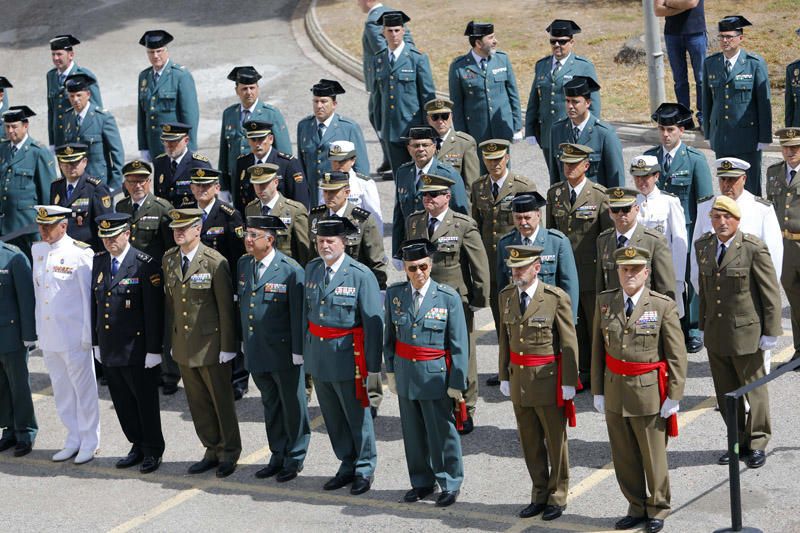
[406,263,430,273]
[610,206,633,214]
[550,38,572,46]
[423,190,448,198]
[430,113,450,121]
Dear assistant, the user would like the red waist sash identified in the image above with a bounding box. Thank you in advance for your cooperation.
[510,352,576,427]
[309,321,368,408]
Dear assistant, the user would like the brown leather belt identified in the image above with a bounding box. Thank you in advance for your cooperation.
[782,229,800,241]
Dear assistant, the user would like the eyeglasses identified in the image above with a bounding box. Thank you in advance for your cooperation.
[406,263,430,273]
[717,34,741,42]
[430,113,450,121]
[409,142,434,149]
[423,190,448,198]
[245,232,266,240]
[550,38,572,46]
[610,206,633,214]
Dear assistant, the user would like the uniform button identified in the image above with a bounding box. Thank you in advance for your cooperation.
[131,237,136,241]
[321,300,325,304]
[320,313,324,318]
[251,292,256,297]
[104,325,109,330]
[104,314,109,318]
[717,313,722,317]
[105,303,110,308]
[622,344,627,349]
[412,323,417,327]
[183,311,187,316]
[184,325,189,330]
[249,326,254,331]
[249,315,254,320]
[182,298,187,302]
[716,299,721,304]
[625,329,630,334]
[412,358,417,362]
[412,334,417,339]
[249,303,254,308]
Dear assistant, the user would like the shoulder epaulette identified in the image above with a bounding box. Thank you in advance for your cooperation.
[246,198,260,207]
[281,254,302,270]
[408,209,426,219]
[137,252,153,263]
[387,281,406,290]
[454,131,476,143]
[220,203,236,216]
[767,161,784,171]
[591,182,608,192]
[354,172,371,182]
[600,287,620,295]
[284,198,305,210]
[155,153,168,159]
[163,246,179,257]
[498,229,516,243]
[436,283,459,296]
[73,240,91,249]
[661,189,678,198]
[649,290,674,302]
[307,256,324,268]
[451,211,473,222]
[352,207,370,221]
[696,231,715,242]
[546,228,568,240]
[94,250,108,257]
[742,233,764,245]
[499,283,517,295]
[277,151,294,160]
[154,196,173,208]
[573,54,593,64]
[755,197,773,207]
[237,153,251,160]
[698,195,714,204]
[192,153,210,162]
[598,227,615,237]
[310,205,327,215]
[86,176,101,186]
[542,284,565,297]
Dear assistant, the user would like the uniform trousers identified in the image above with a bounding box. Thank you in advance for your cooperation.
[251,366,310,470]
[314,378,377,478]
[368,92,391,167]
[462,303,478,417]
[0,349,38,444]
[576,290,597,379]
[398,395,463,491]
[782,240,800,359]
[43,348,100,452]
[707,350,771,451]
[606,411,670,520]
[512,402,569,506]
[104,365,164,458]
[179,361,242,463]
[159,349,181,386]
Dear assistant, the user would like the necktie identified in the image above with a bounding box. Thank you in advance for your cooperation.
[479,58,487,71]
[76,114,82,129]
[66,184,74,201]
[255,261,265,283]
[181,255,189,276]
[153,71,160,84]
[111,258,119,277]
[170,159,178,174]
[132,203,139,216]
[551,61,561,78]
[317,122,325,142]
[725,60,732,75]
[790,169,797,186]
[569,188,577,205]
[436,137,443,151]
[522,237,532,246]
[413,290,423,314]
[617,235,628,248]
[58,73,66,86]
[10,146,17,158]
[427,216,437,238]
[571,126,580,143]
[201,211,208,223]
[625,297,633,318]
[416,169,423,189]
[324,266,333,288]
[261,204,269,216]
[520,292,529,314]
[491,182,500,200]
[389,53,395,66]
[718,243,727,265]
[663,153,672,173]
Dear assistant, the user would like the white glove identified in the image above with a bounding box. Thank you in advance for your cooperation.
[92,346,101,363]
[292,353,304,365]
[144,353,162,368]
[759,335,778,351]
[219,351,237,364]
[757,142,769,151]
[525,136,538,146]
[386,372,397,394]
[139,149,151,161]
[447,387,464,401]
[512,130,524,142]
[499,380,510,397]
[660,398,680,418]
[392,258,405,272]
[593,394,605,414]
[217,190,232,203]
[23,340,37,349]
[561,385,576,401]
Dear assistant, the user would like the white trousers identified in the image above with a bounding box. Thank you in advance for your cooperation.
[43,349,100,452]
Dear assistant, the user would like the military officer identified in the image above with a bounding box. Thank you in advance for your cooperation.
[645,102,712,353]
[631,156,688,317]
[297,79,370,202]
[546,143,612,383]
[695,196,782,469]
[50,143,113,252]
[548,76,624,187]
[46,35,102,149]
[116,160,175,265]
[525,20,600,171]
[766,128,800,365]
[137,30,200,159]
[0,241,38,458]
[302,217,383,494]
[0,106,57,259]
[91,213,165,474]
[237,215,310,482]
[234,120,309,213]
[219,66,291,196]
[372,10,436,174]
[498,245,579,521]
[327,140,383,232]
[153,122,211,209]
[471,139,535,333]
[32,205,99,465]
[702,16,772,196]
[591,246,687,533]
[406,174,490,433]
[786,46,800,127]
[384,239,469,508]
[391,127,470,257]
[0,76,11,140]
[63,73,124,189]
[596,187,676,301]
[449,21,523,165]
[425,97,480,194]
[245,164,311,265]
[163,208,241,478]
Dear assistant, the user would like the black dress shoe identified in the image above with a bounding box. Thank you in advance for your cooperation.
[233,387,245,401]
[518,502,546,518]
[350,475,372,495]
[646,518,664,533]
[99,376,108,386]
[457,416,474,436]
[116,449,144,469]
[216,461,237,478]
[746,449,766,468]
[718,452,731,465]
[542,505,564,521]
[403,486,435,502]
[276,465,302,483]
[435,490,458,507]
[13,442,32,457]
[323,473,354,490]
[615,515,646,530]
[370,406,378,419]
[686,337,704,353]
[485,374,500,386]
[255,463,281,479]
[162,383,179,395]
[0,436,17,452]
[188,457,219,474]
[376,161,391,174]
[140,456,162,474]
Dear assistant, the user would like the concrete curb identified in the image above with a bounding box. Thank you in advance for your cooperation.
[303,0,782,153]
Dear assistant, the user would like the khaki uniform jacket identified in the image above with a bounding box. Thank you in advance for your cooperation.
[163,243,237,367]
[406,209,490,307]
[498,281,579,407]
[471,172,535,258]
[695,231,783,356]
[437,129,480,195]
[245,193,310,265]
[591,288,687,417]
[766,161,800,234]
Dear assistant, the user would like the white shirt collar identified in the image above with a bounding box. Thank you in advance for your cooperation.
[663,141,682,159]
[573,113,591,132]
[13,135,29,151]
[316,113,335,128]
[60,62,75,77]
[471,50,488,66]
[262,192,280,211]
[552,52,571,69]
[181,241,201,263]
[154,59,170,77]
[637,187,661,204]
[725,50,741,69]
[201,198,215,216]
[518,278,539,301]
[172,148,187,166]
[78,103,91,121]
[490,169,509,190]
[330,204,348,217]
[412,277,432,300]
[259,247,276,271]
[788,162,800,180]
[440,128,452,142]
[623,284,646,307]
[416,158,434,176]
[390,41,405,60]
[521,226,540,244]
[569,178,587,197]
[429,207,449,224]
[111,243,131,264]
[326,252,347,274]
[616,223,638,242]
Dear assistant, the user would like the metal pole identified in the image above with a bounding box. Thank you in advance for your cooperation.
[642,0,667,113]
[725,394,743,532]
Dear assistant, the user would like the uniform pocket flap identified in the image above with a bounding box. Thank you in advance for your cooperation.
[734,314,758,327]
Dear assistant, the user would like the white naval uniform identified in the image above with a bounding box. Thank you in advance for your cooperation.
[637,187,688,317]
[32,235,100,453]
[317,170,384,235]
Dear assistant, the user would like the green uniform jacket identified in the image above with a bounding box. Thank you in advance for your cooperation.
[116,193,175,263]
[137,61,199,155]
[237,250,305,374]
[548,114,625,187]
[63,103,125,189]
[406,209,490,307]
[0,136,57,237]
[785,59,800,127]
[766,161,800,233]
[591,288,687,416]
[384,279,469,399]
[695,230,783,355]
[361,4,413,91]
[596,223,676,298]
[163,243,236,367]
[498,281,579,406]
[245,193,310,265]
[471,172,535,258]
[302,254,383,381]
[645,143,713,229]
[0,242,37,352]
[437,129,480,195]
[46,64,103,147]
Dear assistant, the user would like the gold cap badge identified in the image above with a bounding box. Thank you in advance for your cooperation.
[510,249,519,258]
[624,247,636,258]
[99,220,111,229]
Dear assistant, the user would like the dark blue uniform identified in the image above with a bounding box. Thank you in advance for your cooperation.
[50,174,113,251]
[153,151,211,208]
[235,150,310,213]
